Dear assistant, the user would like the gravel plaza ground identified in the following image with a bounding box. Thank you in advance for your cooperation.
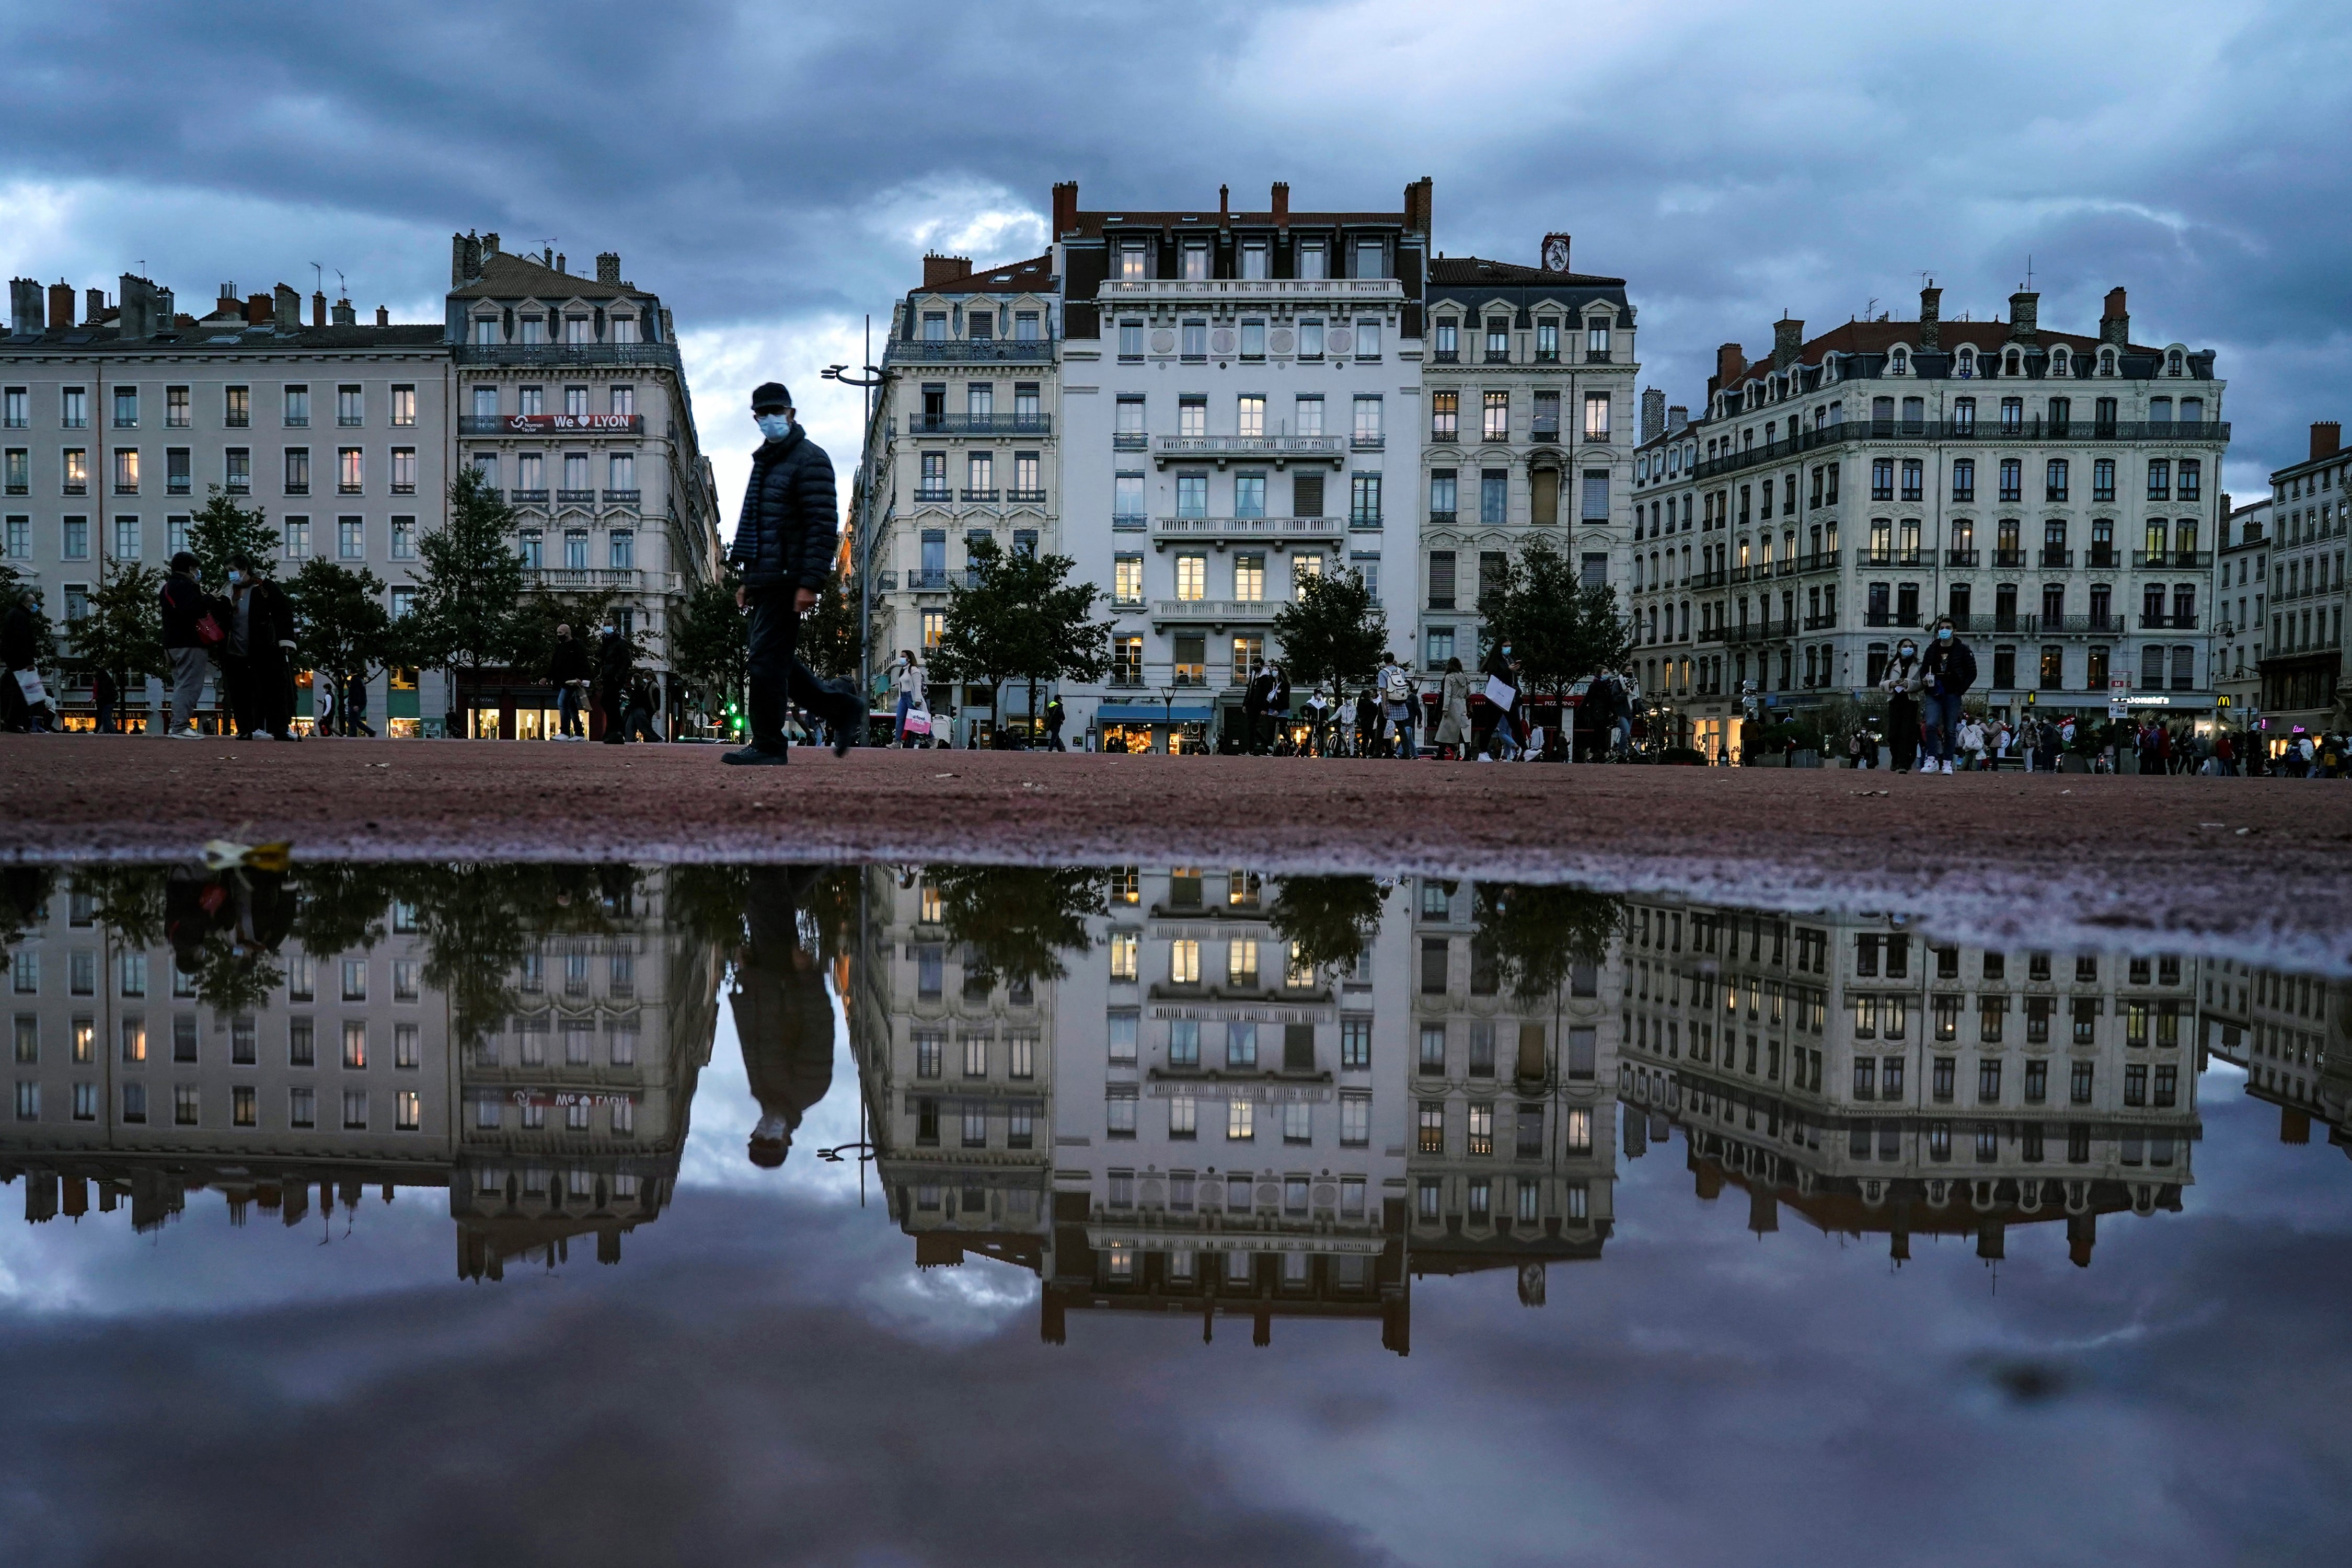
[3,735,2349,972]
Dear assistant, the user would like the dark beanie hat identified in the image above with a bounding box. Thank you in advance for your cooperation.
[751,381,792,412]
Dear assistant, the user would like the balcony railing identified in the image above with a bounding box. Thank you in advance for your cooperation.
[1113,432,1147,450]
[1585,349,1615,364]
[1428,510,1458,527]
[1005,488,1047,504]
[1150,516,1346,543]
[2086,547,2121,568]
[2133,550,2213,569]
[1432,349,1459,364]
[1152,435,1345,467]
[1690,417,2232,483]
[1860,549,1926,568]
[960,488,999,503]
[525,567,647,590]
[603,489,640,506]
[1945,547,1979,566]
[885,340,1055,365]
[510,488,549,504]
[1484,349,1512,364]
[1351,434,1385,451]
[556,488,597,505]
[1112,514,1147,532]
[2139,612,2199,629]
[1349,511,1383,529]
[1530,423,1561,444]
[455,343,683,370]
[1150,598,1283,622]
[907,414,1054,436]
[2039,547,2074,568]
[1992,549,2025,567]
[911,488,952,504]
[1803,613,1837,630]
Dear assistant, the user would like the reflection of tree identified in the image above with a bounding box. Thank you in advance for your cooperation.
[405,864,639,1044]
[924,866,1104,986]
[1474,883,1623,1000]
[1,868,56,954]
[1268,875,1388,979]
[164,868,291,1013]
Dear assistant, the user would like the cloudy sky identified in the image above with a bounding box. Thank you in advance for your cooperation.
[3,0,2348,508]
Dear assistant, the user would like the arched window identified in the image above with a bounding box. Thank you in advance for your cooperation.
[2050,347,2070,377]
[2166,349,2185,377]
[2099,347,2118,377]
[1955,346,1976,378]
[1889,348,1909,375]
[2004,348,2023,376]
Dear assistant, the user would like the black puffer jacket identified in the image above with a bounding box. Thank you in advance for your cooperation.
[728,425,838,591]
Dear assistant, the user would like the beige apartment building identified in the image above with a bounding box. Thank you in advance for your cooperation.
[2212,495,2269,720]
[2255,421,2350,741]
[1629,285,2228,757]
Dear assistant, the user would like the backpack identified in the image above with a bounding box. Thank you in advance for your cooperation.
[1381,667,1409,702]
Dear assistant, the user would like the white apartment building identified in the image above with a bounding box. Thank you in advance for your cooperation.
[1051,179,1431,752]
[1419,242,1638,680]
[4,273,449,731]
[2213,495,2268,721]
[1630,285,2228,758]
[866,252,1061,746]
[2254,421,2349,741]
[1617,898,2201,1265]
[446,234,723,740]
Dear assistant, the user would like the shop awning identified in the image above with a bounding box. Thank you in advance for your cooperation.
[1096,704,1213,722]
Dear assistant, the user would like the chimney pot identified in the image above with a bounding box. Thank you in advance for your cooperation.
[375,305,389,327]
[1917,285,1942,350]
[85,287,106,325]
[1270,181,1290,224]
[1772,317,1805,370]
[48,280,74,329]
[2312,422,2342,462]
[312,291,327,328]
[556,252,566,274]
[2101,286,2130,347]
[1051,180,1079,236]
[2008,290,2039,343]
[596,251,620,285]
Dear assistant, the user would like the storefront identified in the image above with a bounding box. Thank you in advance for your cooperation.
[1096,702,1213,754]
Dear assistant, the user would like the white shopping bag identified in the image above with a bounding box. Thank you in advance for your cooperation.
[14,669,49,707]
[901,704,933,737]
[1484,675,1517,710]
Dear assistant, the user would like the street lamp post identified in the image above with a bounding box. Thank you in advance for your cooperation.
[823,316,891,721]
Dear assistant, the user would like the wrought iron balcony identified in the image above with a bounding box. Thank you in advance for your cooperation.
[1150,515,1345,545]
[2133,550,2214,569]
[906,414,1054,436]
[1152,434,1344,467]
[1112,514,1147,532]
[960,488,1000,503]
[1432,349,1459,364]
[2139,612,2199,629]
[886,340,1054,365]
[1945,547,1979,566]
[1112,432,1147,450]
[556,488,597,505]
[2087,547,2121,568]
[1585,349,1615,364]
[2039,547,2074,568]
[1484,349,1513,364]
[1993,549,2026,567]
[455,343,683,370]
[1689,417,2233,484]
[910,488,952,504]
[510,488,549,504]
[1005,488,1047,504]
[1530,423,1561,444]
[603,489,640,506]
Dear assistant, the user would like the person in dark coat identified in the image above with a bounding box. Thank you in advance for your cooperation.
[1917,616,1978,774]
[731,866,836,1168]
[158,552,213,737]
[596,620,632,743]
[1044,694,1066,752]
[93,668,118,734]
[225,555,297,740]
[724,382,859,765]
[549,622,590,740]
[1,586,48,732]
[1242,663,1271,754]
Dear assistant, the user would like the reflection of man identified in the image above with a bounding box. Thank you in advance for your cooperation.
[732,867,835,1168]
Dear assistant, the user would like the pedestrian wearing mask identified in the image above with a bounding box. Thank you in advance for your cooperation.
[724,382,861,764]
[1917,616,1976,774]
[1879,637,1927,773]
[225,555,296,741]
[157,552,215,738]
[549,622,590,741]
[596,619,632,744]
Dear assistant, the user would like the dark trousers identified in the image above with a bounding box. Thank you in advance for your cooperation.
[226,654,287,735]
[1887,698,1920,771]
[601,678,628,742]
[746,586,836,754]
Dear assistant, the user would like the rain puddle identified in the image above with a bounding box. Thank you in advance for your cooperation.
[2,859,2345,1564]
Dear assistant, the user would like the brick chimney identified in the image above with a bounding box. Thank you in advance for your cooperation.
[1270,181,1289,225]
[1641,387,1666,443]
[85,287,107,324]
[2101,286,2129,347]
[1218,183,1229,220]
[1403,176,1433,236]
[1918,285,1942,350]
[2313,422,2342,462]
[214,283,238,317]
[2008,290,2039,343]
[596,251,620,285]
[245,292,272,325]
[331,297,356,326]
[312,290,327,327]
[1051,180,1079,236]
[922,252,972,287]
[9,278,41,335]
[273,283,300,331]
[1772,316,1804,370]
[1715,342,1748,389]
[374,305,389,327]
[48,280,73,329]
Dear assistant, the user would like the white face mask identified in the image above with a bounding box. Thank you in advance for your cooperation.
[756,412,793,441]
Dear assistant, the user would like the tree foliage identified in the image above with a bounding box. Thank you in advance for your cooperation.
[923,864,1104,986]
[1,559,60,674]
[930,538,1108,731]
[1267,874,1389,979]
[509,585,635,685]
[1477,540,1635,697]
[800,569,871,684]
[287,559,399,723]
[667,571,747,733]
[75,561,167,693]
[415,466,526,729]
[1473,882,1623,1001]
[188,487,280,588]
[1271,567,1389,698]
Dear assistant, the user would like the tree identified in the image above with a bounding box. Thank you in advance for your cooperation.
[924,865,1104,986]
[286,559,397,733]
[1477,540,1635,706]
[188,486,279,588]
[800,569,872,684]
[668,570,747,739]
[414,466,526,734]
[1473,883,1623,1001]
[509,584,635,689]
[930,538,1108,738]
[1267,874,1389,980]
[73,561,167,726]
[1271,567,1389,702]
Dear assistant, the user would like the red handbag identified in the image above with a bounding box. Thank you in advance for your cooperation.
[193,611,226,647]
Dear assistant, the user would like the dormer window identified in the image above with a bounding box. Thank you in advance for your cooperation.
[922,311,948,342]
[1889,347,1909,375]
[2004,348,2023,376]
[1181,243,1209,281]
[472,315,500,346]
[517,315,546,345]
[1117,241,1149,281]
[1297,241,1327,281]
[1955,346,1976,378]
[609,314,638,343]
[2099,347,2117,376]
[563,314,591,345]
[2049,346,2070,377]
[2166,349,2185,376]
[1240,243,1269,281]
[967,311,993,341]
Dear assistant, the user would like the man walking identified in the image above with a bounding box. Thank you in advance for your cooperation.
[2,585,49,733]
[158,551,212,738]
[550,622,590,740]
[725,382,858,765]
[1918,615,1976,774]
[226,554,296,741]
[596,620,632,744]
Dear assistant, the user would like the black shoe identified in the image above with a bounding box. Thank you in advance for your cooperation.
[722,745,788,766]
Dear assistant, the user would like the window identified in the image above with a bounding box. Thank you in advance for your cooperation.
[1226,1099,1254,1141]
[1351,473,1382,525]
[342,1089,369,1129]
[63,448,88,497]
[338,447,362,493]
[339,517,364,559]
[1430,389,1459,443]
[1482,390,1509,443]
[391,447,416,494]
[1354,396,1383,443]
[1,389,22,429]
[1584,391,1611,440]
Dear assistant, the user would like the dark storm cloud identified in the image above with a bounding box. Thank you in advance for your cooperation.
[4,1,2348,487]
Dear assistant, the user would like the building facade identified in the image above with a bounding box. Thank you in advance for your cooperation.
[446,234,723,740]
[1419,244,1637,679]
[4,274,449,731]
[2255,421,2349,742]
[1051,179,1430,751]
[1629,285,2228,758]
[865,252,1062,746]
[2212,495,2269,723]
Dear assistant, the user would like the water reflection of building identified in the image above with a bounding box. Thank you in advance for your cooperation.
[2200,958,2352,1156]
[848,867,1055,1277]
[2,867,722,1277]
[1616,898,2204,1263]
[1404,878,1620,1305]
